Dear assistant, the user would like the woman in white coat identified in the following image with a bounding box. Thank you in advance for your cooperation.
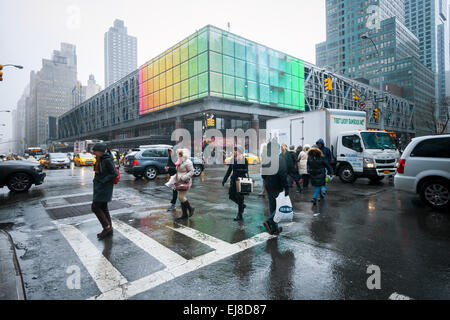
[173,148,195,220]
[298,144,311,188]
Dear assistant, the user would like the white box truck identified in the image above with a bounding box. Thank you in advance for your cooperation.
[266,109,400,183]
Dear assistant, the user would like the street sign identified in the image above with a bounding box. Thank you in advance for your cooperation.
[376,98,385,102]
[358,102,366,110]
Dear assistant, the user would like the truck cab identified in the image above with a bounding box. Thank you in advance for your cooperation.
[335,130,400,183]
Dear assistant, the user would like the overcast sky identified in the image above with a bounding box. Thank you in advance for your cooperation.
[0,0,326,147]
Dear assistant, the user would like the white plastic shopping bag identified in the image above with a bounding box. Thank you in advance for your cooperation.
[274,193,294,223]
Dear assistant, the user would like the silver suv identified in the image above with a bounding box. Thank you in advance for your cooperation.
[394,134,450,209]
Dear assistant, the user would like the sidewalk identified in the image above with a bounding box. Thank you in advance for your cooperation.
[0,230,26,300]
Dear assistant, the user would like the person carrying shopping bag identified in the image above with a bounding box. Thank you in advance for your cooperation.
[173,148,195,220]
[222,147,249,221]
[91,143,118,240]
[307,147,334,205]
[298,144,310,188]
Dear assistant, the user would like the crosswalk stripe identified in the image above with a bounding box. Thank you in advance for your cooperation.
[90,231,276,300]
[55,222,128,294]
[112,219,188,269]
[168,225,233,251]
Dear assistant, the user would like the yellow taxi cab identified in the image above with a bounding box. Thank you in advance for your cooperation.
[74,153,96,166]
[39,156,48,167]
[224,153,260,165]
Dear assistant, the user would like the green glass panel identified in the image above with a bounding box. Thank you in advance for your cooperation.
[199,72,208,93]
[223,35,235,56]
[285,59,292,75]
[223,56,235,76]
[270,70,279,87]
[285,74,292,90]
[224,75,235,95]
[285,89,292,105]
[189,57,198,78]
[292,60,299,76]
[279,74,287,88]
[198,52,208,73]
[235,59,246,79]
[299,92,305,110]
[259,84,269,104]
[299,77,304,93]
[198,31,208,53]
[247,81,258,101]
[258,46,268,66]
[259,67,269,85]
[188,37,197,59]
[246,43,256,63]
[235,78,245,97]
[180,43,189,62]
[189,76,198,96]
[180,62,188,81]
[278,90,285,105]
[299,61,305,77]
[279,57,286,73]
[270,88,278,104]
[269,51,278,70]
[210,72,223,93]
[235,41,246,60]
[292,91,300,106]
[210,52,222,73]
[247,63,256,81]
[292,76,300,91]
[210,30,222,53]
[181,80,189,99]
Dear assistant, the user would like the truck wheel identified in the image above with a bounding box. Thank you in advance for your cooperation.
[7,173,33,193]
[369,176,384,183]
[193,165,203,177]
[144,166,158,180]
[420,179,449,209]
[338,165,356,183]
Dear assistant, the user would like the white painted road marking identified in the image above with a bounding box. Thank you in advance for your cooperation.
[168,225,233,251]
[113,219,188,269]
[389,292,413,300]
[55,222,128,293]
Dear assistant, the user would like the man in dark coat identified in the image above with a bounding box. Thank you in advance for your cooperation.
[262,140,288,235]
[91,143,118,239]
[165,148,178,211]
[222,147,249,221]
[287,145,302,193]
[315,138,332,164]
[307,147,333,205]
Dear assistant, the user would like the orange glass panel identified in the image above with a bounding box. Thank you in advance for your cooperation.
[143,67,148,81]
[173,65,181,83]
[174,83,181,101]
[143,81,148,96]
[167,85,173,103]
[149,77,154,93]
[166,69,173,86]
[149,93,154,109]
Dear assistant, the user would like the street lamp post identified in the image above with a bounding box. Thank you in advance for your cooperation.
[361,34,384,131]
[1,64,24,69]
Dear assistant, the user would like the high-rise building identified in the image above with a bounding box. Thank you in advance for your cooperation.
[26,43,77,146]
[12,85,29,153]
[405,0,450,122]
[104,19,137,88]
[316,0,436,136]
[86,74,102,99]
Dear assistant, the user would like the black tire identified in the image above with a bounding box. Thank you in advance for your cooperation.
[420,179,450,209]
[7,173,33,193]
[338,164,357,183]
[369,176,384,183]
[144,166,158,180]
[193,165,203,177]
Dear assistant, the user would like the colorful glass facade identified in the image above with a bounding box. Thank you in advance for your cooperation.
[139,25,305,115]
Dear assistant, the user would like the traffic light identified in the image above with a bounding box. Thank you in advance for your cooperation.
[353,92,359,100]
[0,65,3,82]
[324,77,332,91]
[207,118,215,127]
[373,108,379,120]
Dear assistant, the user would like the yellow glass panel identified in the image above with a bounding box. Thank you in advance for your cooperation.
[149,94,154,109]
[160,72,166,89]
[173,65,180,83]
[159,58,166,73]
[148,64,153,79]
[166,69,173,86]
[154,60,159,76]
[160,88,167,105]
[173,48,180,66]
[154,91,160,107]
[174,83,181,101]
[166,52,173,69]
[149,77,154,93]
[167,85,173,103]
[154,75,160,91]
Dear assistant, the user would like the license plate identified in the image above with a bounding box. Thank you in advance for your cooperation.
[384,170,391,174]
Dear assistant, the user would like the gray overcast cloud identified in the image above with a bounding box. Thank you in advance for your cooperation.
[0,0,325,140]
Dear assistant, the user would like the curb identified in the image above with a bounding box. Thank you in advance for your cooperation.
[0,230,26,300]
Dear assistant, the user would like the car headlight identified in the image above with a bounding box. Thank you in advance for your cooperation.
[32,166,43,172]
[363,158,375,168]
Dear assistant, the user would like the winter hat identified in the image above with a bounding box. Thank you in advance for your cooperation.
[290,145,295,151]
[92,143,107,153]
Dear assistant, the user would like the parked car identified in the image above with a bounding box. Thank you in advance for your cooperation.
[0,160,46,192]
[40,153,71,169]
[67,152,74,162]
[74,153,96,166]
[394,134,450,209]
[224,153,260,165]
[124,146,204,180]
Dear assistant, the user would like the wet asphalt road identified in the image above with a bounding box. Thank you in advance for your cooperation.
[0,163,449,300]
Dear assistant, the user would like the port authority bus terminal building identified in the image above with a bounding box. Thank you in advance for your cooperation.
[57,25,415,151]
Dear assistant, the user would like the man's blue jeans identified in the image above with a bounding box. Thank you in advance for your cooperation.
[313,186,326,200]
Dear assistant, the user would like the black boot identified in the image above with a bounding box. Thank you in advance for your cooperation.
[185,200,195,218]
[176,202,188,220]
[234,202,244,221]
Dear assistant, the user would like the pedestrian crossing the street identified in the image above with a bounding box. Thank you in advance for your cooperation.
[53,215,276,300]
